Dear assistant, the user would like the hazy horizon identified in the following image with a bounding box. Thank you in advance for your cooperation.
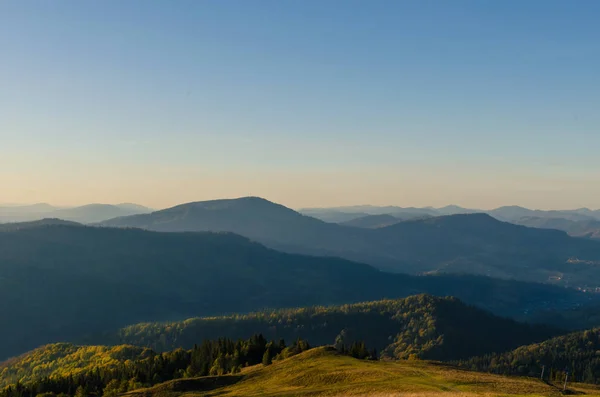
[2,197,599,213]
[2,1,599,210]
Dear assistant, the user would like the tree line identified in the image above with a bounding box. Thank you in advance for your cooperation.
[457,328,600,384]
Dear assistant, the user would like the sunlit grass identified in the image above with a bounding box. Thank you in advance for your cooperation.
[130,347,574,397]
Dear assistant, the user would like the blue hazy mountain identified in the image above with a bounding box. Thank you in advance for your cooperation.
[0,203,152,224]
[101,197,600,288]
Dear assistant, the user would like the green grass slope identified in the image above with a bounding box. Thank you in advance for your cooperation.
[126,347,582,397]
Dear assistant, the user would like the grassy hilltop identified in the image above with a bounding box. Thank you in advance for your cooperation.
[126,347,600,397]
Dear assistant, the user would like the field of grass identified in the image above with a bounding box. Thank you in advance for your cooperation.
[125,347,600,397]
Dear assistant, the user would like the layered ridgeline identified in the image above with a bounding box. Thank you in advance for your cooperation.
[302,204,600,224]
[459,328,600,384]
[99,197,600,287]
[339,214,404,228]
[301,206,441,223]
[0,203,151,224]
[113,295,560,361]
[0,221,590,360]
[516,216,600,240]
[309,205,600,240]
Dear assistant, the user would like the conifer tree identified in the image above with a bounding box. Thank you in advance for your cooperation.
[262,350,272,366]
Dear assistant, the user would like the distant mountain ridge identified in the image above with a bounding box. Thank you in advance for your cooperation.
[488,206,600,222]
[301,204,600,222]
[0,218,81,231]
[302,204,600,239]
[0,203,59,212]
[339,214,402,228]
[101,197,600,287]
[0,203,152,224]
[301,205,438,222]
[515,216,600,240]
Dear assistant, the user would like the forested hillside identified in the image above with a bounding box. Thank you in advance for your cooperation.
[459,328,600,384]
[0,344,153,387]
[100,197,600,287]
[113,295,560,361]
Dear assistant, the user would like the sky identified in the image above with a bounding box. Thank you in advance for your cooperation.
[1,0,599,210]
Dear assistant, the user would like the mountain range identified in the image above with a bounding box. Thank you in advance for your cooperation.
[0,220,591,360]
[0,203,152,224]
[302,204,600,239]
[6,200,600,239]
[301,204,600,222]
[100,197,600,287]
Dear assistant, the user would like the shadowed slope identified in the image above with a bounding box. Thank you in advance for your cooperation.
[0,222,591,360]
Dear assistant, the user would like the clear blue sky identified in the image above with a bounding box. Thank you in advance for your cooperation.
[1,0,599,209]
